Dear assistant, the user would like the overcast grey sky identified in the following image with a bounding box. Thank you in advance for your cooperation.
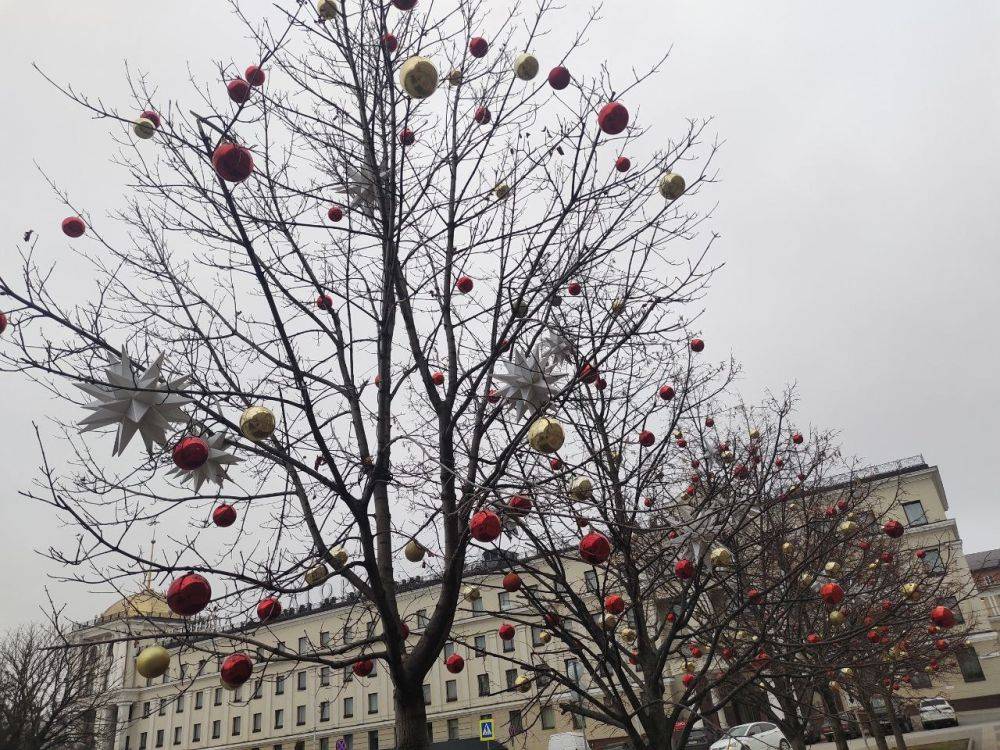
[1,1,998,630]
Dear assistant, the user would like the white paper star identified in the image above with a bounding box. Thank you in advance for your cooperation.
[494,350,566,421]
[336,157,390,211]
[166,432,242,493]
[76,351,193,455]
[538,331,576,367]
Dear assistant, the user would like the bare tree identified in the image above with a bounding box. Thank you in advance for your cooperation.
[0,624,111,750]
[0,1,723,749]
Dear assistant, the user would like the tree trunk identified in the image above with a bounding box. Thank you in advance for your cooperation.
[880,688,908,750]
[395,683,431,750]
[856,693,889,750]
[819,687,850,750]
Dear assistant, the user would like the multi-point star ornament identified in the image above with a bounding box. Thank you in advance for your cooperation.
[538,331,576,367]
[166,432,242,493]
[337,157,390,211]
[76,352,193,455]
[494,349,566,421]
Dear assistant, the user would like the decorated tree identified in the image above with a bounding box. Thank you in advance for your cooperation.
[0,2,725,749]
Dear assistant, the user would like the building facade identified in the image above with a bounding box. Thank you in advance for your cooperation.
[73,456,1000,750]
[967,549,1000,638]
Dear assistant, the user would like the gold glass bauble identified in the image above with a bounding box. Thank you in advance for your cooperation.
[136,645,171,679]
[620,626,637,643]
[329,546,348,569]
[710,547,733,568]
[240,405,276,442]
[902,582,920,600]
[538,630,552,644]
[305,563,329,586]
[404,540,425,563]
[134,118,157,140]
[399,57,439,99]
[513,53,539,81]
[464,585,481,601]
[829,610,845,625]
[494,183,510,201]
[528,417,565,454]
[568,476,593,500]
[447,68,463,85]
[658,172,686,200]
[824,561,842,577]
[515,675,532,692]
[317,0,338,19]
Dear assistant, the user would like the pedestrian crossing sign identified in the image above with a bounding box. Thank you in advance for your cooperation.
[479,719,495,742]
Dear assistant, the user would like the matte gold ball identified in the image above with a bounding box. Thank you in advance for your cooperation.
[404,540,426,563]
[494,183,510,201]
[568,476,593,500]
[464,585,481,601]
[620,626,637,643]
[136,645,171,679]
[240,405,276,442]
[781,542,795,555]
[824,561,842,577]
[749,428,760,440]
[329,546,348,569]
[305,563,329,586]
[528,417,565,454]
[134,118,157,140]
[447,68,464,85]
[829,610,845,625]
[515,675,532,692]
[838,521,857,535]
[317,0,338,19]
[513,53,540,81]
[902,582,920,600]
[399,56,439,99]
[840,667,854,678]
[658,172,686,200]
[710,547,733,568]
[799,572,815,586]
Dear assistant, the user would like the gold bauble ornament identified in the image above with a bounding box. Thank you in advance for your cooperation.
[329,546,348,569]
[824,561,842,577]
[464,585,481,601]
[683,660,697,673]
[305,563,329,586]
[134,118,157,140]
[568,476,593,500]
[602,614,619,630]
[902,582,920,600]
[317,0,338,19]
[136,645,171,679]
[610,298,625,315]
[829,610,845,625]
[515,675,532,692]
[399,56,439,99]
[658,172,686,200]
[799,572,815,586]
[838,521,857,536]
[404,540,426,563]
[673,429,684,439]
[538,630,552,645]
[513,53,539,81]
[620,627,637,643]
[710,547,733,568]
[924,665,934,673]
[721,451,735,463]
[840,667,854,678]
[447,68,463,85]
[749,428,760,440]
[781,542,795,555]
[494,183,510,201]
[868,563,878,571]
[528,417,565,454]
[240,405,276,442]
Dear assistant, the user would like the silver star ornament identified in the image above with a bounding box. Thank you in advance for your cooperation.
[166,432,242,492]
[494,349,566,421]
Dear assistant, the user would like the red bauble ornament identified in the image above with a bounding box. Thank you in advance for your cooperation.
[498,624,516,641]
[733,464,750,480]
[212,142,254,183]
[597,102,629,135]
[470,510,502,542]
[486,388,500,404]
[548,66,571,90]
[643,497,654,508]
[166,573,212,616]
[0,312,7,335]
[881,552,893,564]
[140,110,162,128]
[317,293,334,310]
[935,638,949,652]
[674,558,695,580]
[549,457,562,470]
[916,549,926,559]
[173,436,210,471]
[819,582,845,606]
[508,494,532,515]
[502,572,522,592]
[474,106,492,125]
[257,597,282,622]
[806,633,820,645]
[638,430,655,447]
[595,377,607,391]
[431,371,445,386]
[824,506,836,518]
[791,432,804,445]
[399,128,416,146]
[575,516,589,528]
[867,630,880,643]
[774,457,784,468]
[604,594,626,615]
[245,65,266,87]
[212,504,237,528]
[445,653,465,673]
[468,37,489,57]
[381,33,399,52]
[392,0,418,8]
[544,612,561,628]
[456,275,474,293]
[689,338,705,353]
[227,78,252,104]
[579,363,598,385]
[61,216,86,238]
[615,156,631,172]
[221,653,253,687]
[930,606,956,628]
[837,498,849,511]
[328,205,344,222]
[666,612,677,623]
[579,531,612,564]
[567,281,582,296]
[353,659,374,677]
[883,519,904,538]
[401,622,410,639]
[747,588,764,605]
[681,673,696,688]
[658,384,675,400]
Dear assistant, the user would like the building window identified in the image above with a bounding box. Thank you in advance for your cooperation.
[155,730,164,748]
[498,592,512,611]
[368,693,379,714]
[477,673,491,697]
[503,637,515,654]
[368,730,379,750]
[298,671,307,690]
[532,627,545,647]
[253,713,262,732]
[143,701,151,718]
[158,699,166,717]
[923,549,945,575]
[344,697,354,718]
[321,739,330,750]
[343,665,354,684]
[902,500,928,527]
[274,709,284,729]
[125,737,131,750]
[423,684,432,706]
[140,733,148,750]
[472,596,485,614]
[180,664,187,680]
[214,688,222,706]
[344,735,353,750]
[542,708,556,729]
[536,673,552,692]
[320,701,330,722]
[957,646,986,682]
[427,723,434,743]
[276,675,285,695]
[416,609,428,628]
[253,681,263,700]
[232,716,242,736]
[448,718,460,740]
[572,713,586,730]
[192,724,201,742]
[297,705,307,725]
[298,636,309,654]
[320,667,331,686]
[344,625,354,643]
[565,658,581,683]
[474,634,487,656]
[446,680,458,702]
[212,721,221,739]
[585,570,599,593]
[321,631,331,647]
[480,713,493,722]
[509,710,523,735]
[505,669,518,690]
[194,691,203,710]
[235,686,243,702]
[173,727,182,746]
[444,642,455,658]
[128,703,136,721]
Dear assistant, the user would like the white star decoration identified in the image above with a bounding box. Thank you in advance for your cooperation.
[538,332,576,367]
[337,157,390,211]
[166,432,242,493]
[76,352,193,455]
[494,349,566,421]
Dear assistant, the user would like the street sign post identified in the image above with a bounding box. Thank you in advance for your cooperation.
[479,718,495,743]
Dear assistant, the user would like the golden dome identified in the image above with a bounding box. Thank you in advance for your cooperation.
[100,588,176,621]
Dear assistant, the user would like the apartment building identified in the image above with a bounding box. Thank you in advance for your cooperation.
[967,548,1000,638]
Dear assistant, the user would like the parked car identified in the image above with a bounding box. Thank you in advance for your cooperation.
[709,722,790,750]
[868,697,913,734]
[819,712,863,741]
[674,721,721,750]
[918,698,958,729]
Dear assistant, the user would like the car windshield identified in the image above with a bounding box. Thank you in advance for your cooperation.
[724,725,752,738]
[922,699,948,707]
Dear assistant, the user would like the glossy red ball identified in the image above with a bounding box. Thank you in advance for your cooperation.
[468,37,489,58]
[257,597,282,622]
[212,142,254,183]
[597,102,629,135]
[548,66,571,90]
[166,573,212,616]
[470,510,501,542]
[689,338,705,352]
[615,156,631,172]
[474,106,491,125]
[173,436,210,471]
[456,275,474,293]
[328,205,343,222]
[227,78,252,104]
[62,216,86,237]
[212,504,237,527]
[579,531,611,564]
[221,653,253,687]
[245,65,266,87]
